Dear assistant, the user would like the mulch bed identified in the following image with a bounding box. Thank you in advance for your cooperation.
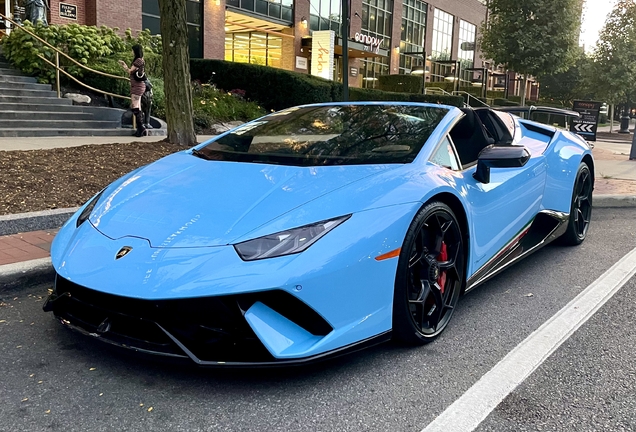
[0,142,188,216]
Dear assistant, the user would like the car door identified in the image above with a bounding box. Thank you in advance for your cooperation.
[456,112,547,277]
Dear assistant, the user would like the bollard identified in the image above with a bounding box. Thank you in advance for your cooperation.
[630,129,636,160]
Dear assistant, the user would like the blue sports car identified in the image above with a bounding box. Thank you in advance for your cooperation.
[44,102,594,366]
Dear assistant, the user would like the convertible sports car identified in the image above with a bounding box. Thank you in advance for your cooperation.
[44,102,594,366]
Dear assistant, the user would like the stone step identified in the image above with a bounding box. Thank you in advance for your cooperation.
[0,75,38,84]
[0,128,165,137]
[0,119,120,129]
[0,88,58,97]
[0,81,53,91]
[0,110,94,121]
[0,67,25,76]
[0,102,84,112]
[0,95,73,105]
[0,62,12,69]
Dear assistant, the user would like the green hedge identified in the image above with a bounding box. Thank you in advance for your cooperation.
[378,74,422,93]
[190,59,464,110]
[493,98,519,106]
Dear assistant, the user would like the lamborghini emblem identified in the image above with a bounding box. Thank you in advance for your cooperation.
[115,246,133,260]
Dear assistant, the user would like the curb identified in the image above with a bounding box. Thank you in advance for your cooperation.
[0,258,54,294]
[0,207,78,236]
[593,195,636,208]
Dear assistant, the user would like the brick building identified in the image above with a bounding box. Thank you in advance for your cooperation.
[2,0,533,95]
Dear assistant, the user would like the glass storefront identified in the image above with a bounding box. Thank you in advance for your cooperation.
[226,0,293,23]
[360,0,393,88]
[399,0,427,74]
[142,0,203,58]
[225,32,283,68]
[457,19,476,86]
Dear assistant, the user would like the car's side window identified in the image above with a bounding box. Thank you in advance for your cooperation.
[430,136,461,171]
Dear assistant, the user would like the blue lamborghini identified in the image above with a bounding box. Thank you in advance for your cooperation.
[44,102,594,366]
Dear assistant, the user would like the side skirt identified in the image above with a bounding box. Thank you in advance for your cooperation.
[465,210,569,293]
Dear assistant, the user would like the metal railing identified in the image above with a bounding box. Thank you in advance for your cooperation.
[452,91,490,108]
[425,87,453,96]
[0,12,130,101]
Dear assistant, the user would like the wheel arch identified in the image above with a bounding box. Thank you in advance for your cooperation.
[582,153,595,186]
[425,192,470,291]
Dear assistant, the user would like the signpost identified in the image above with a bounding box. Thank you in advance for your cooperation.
[570,100,601,142]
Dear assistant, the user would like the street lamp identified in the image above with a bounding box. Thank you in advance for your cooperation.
[402,47,430,95]
[464,67,488,99]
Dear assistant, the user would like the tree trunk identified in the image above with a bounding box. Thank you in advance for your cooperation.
[610,104,614,134]
[158,0,197,146]
[520,74,527,106]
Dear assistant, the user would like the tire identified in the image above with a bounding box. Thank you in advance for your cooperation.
[559,162,593,246]
[392,201,465,345]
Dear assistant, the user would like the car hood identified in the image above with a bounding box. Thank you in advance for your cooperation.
[89,151,394,248]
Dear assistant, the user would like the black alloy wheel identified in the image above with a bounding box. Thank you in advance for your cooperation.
[393,201,464,344]
[560,163,593,246]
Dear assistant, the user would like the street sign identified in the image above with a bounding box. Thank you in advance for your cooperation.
[570,100,602,141]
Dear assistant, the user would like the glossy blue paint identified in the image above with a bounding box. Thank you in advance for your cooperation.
[50,102,594,361]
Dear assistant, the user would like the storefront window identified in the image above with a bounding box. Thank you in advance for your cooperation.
[142,0,203,58]
[399,0,427,75]
[431,8,453,61]
[458,20,475,67]
[225,32,283,68]
[360,0,392,88]
[309,0,341,32]
[227,0,293,23]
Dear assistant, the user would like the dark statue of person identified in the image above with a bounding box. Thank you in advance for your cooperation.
[24,0,49,26]
[141,78,154,129]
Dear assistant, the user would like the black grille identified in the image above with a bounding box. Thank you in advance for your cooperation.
[50,274,332,363]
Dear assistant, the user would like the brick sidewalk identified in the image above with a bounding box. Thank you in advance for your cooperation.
[0,230,58,266]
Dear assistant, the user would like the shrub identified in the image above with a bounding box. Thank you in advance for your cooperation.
[378,75,422,93]
[1,22,161,85]
[192,85,266,131]
[493,98,519,106]
[190,59,464,110]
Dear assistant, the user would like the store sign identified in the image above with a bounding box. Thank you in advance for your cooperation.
[311,30,335,81]
[570,100,601,142]
[354,32,384,54]
[59,3,78,20]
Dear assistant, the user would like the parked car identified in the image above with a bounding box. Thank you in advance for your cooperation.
[44,102,594,366]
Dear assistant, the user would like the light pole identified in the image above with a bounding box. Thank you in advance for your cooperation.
[341,0,349,101]
[403,48,428,95]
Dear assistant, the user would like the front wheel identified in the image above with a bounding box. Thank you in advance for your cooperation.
[392,201,465,345]
[559,162,593,246]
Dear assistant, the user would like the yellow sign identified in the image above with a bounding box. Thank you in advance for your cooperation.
[311,31,335,81]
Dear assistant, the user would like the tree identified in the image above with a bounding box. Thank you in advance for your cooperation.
[539,51,593,106]
[158,0,196,145]
[589,0,636,114]
[480,0,581,105]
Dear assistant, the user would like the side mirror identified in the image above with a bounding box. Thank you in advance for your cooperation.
[473,145,530,183]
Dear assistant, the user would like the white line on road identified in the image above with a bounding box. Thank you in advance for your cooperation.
[422,246,636,432]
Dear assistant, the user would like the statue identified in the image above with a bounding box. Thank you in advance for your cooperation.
[141,78,154,129]
[24,0,49,26]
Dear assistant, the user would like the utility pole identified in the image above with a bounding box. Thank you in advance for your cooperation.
[342,0,349,101]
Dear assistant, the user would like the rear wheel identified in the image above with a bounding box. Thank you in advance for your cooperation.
[393,201,465,344]
[559,163,593,246]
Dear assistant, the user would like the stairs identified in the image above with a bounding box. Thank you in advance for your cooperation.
[0,54,166,137]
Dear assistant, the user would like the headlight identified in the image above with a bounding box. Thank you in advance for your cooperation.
[234,215,351,261]
[76,190,105,228]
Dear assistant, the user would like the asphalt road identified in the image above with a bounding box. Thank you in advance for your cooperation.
[1,207,635,432]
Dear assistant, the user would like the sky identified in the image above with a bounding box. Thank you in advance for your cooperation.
[580,0,618,52]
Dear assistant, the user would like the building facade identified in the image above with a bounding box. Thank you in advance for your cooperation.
[3,0,532,95]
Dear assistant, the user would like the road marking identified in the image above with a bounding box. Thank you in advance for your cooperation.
[422,246,636,432]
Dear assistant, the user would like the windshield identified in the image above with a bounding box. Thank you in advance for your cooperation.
[197,104,449,166]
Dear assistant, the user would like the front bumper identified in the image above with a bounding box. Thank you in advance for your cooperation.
[44,274,390,366]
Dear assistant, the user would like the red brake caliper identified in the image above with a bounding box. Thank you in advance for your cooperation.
[437,242,448,294]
